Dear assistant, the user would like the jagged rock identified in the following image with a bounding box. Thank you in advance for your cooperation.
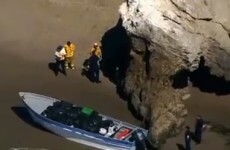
[182,93,191,100]
[119,0,230,148]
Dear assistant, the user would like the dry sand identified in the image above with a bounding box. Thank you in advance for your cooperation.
[0,0,136,149]
[0,0,230,150]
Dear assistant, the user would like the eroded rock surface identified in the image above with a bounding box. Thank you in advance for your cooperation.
[119,0,230,148]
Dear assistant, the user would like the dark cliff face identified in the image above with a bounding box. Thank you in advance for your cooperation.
[100,19,188,148]
[118,0,230,148]
[124,34,188,147]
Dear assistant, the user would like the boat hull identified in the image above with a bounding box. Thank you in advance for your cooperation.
[25,103,135,150]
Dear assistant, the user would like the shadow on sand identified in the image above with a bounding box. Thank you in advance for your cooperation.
[171,56,230,95]
[48,62,67,76]
[48,62,59,76]
[100,19,145,122]
[100,18,131,85]
[11,106,52,134]
[176,143,185,150]
[81,58,95,82]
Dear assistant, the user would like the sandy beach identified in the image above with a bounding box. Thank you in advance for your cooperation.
[0,0,137,149]
[0,0,230,150]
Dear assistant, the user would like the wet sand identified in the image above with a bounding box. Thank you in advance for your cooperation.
[0,0,230,150]
[162,86,230,150]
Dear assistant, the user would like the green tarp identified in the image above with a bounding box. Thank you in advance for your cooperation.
[81,107,94,116]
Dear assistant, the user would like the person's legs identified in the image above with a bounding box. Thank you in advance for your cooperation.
[95,67,100,83]
[56,59,61,71]
[195,131,202,144]
[185,141,191,150]
[60,60,66,75]
[89,67,96,82]
[65,57,70,69]
[69,57,75,69]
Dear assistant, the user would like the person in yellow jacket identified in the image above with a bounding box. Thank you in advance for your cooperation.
[64,41,76,70]
[90,42,102,60]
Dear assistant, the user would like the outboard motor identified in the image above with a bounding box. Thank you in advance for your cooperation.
[132,129,148,150]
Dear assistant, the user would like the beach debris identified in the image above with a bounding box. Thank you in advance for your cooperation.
[182,94,191,100]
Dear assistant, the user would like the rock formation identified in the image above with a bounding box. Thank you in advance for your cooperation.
[119,0,230,148]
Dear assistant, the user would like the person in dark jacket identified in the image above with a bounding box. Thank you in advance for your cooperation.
[185,126,192,150]
[55,46,66,75]
[89,51,101,83]
[194,115,204,144]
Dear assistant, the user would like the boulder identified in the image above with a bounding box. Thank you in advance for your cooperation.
[119,0,230,148]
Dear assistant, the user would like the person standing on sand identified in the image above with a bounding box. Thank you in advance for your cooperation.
[64,41,76,70]
[194,115,204,144]
[185,126,192,150]
[90,42,102,60]
[55,46,66,74]
[89,50,101,83]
